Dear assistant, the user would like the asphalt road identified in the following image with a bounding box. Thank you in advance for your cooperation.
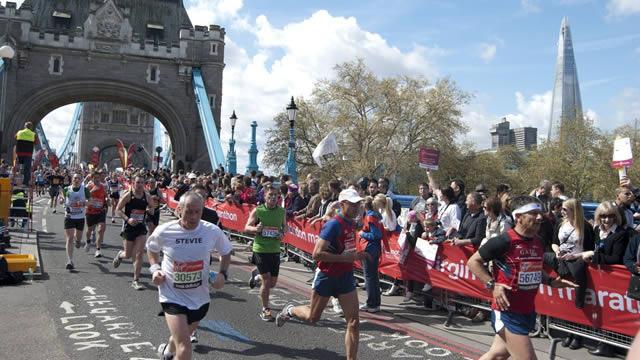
[24,195,480,360]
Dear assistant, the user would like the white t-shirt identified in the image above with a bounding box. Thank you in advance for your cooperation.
[437,201,461,232]
[146,220,233,310]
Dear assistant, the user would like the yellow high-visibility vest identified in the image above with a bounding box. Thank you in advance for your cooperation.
[16,128,36,142]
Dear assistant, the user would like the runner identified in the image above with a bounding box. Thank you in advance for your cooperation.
[276,188,368,360]
[112,175,154,290]
[146,177,164,234]
[107,172,121,223]
[84,170,109,258]
[48,169,64,213]
[467,196,578,360]
[34,169,44,196]
[60,173,90,270]
[244,184,286,321]
[147,192,232,360]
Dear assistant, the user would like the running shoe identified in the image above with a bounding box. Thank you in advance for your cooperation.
[112,250,123,268]
[402,292,414,303]
[190,331,198,343]
[157,343,174,360]
[74,240,81,249]
[248,269,259,289]
[94,249,102,258]
[331,298,343,316]
[84,240,91,253]
[131,280,143,290]
[65,261,74,271]
[260,308,274,322]
[276,303,295,327]
[359,304,381,313]
[111,218,115,224]
[52,209,56,213]
[383,284,400,296]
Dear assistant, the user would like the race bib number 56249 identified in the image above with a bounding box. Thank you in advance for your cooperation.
[173,260,204,289]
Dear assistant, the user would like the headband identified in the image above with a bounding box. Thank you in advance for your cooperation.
[512,203,542,216]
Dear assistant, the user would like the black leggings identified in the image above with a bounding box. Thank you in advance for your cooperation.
[544,252,587,308]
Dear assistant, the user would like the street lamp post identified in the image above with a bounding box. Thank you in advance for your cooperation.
[155,146,163,170]
[226,110,238,175]
[0,45,16,156]
[285,97,298,183]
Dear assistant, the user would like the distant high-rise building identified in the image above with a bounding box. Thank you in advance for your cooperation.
[512,127,537,151]
[489,118,537,152]
[491,118,511,149]
[548,17,583,140]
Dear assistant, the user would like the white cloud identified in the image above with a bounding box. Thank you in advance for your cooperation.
[39,104,77,153]
[216,9,444,171]
[606,0,640,18]
[521,0,542,13]
[184,0,243,26]
[503,90,552,142]
[479,43,497,63]
[612,88,640,124]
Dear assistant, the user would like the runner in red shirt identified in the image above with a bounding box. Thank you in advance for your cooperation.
[467,196,577,360]
[276,189,369,360]
[84,170,109,258]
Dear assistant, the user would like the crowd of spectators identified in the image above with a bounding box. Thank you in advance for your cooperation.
[11,162,640,357]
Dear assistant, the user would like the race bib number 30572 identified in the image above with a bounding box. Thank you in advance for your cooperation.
[173,260,204,289]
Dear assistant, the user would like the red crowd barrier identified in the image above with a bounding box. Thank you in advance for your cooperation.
[160,189,640,337]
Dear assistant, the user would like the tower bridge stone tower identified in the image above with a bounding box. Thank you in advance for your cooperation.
[0,0,225,171]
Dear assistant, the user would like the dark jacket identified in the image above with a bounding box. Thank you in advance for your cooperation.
[624,234,640,275]
[457,210,487,247]
[591,225,629,265]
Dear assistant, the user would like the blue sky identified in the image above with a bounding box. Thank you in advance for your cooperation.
[5,0,639,171]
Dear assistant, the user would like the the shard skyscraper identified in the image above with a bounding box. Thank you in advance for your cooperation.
[548,17,583,140]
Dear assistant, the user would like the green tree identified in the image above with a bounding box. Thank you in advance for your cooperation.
[263,58,470,190]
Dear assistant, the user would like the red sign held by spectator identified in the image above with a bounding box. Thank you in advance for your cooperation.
[419,147,440,170]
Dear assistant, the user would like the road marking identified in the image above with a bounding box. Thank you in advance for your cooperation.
[198,319,252,344]
[82,286,97,295]
[60,301,76,314]
[42,218,47,232]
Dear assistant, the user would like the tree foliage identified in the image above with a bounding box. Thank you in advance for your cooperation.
[263,58,470,192]
[263,59,635,201]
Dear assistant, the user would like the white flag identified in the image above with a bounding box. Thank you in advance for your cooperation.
[312,132,339,167]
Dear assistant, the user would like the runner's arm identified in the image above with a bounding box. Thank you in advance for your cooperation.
[244,208,260,233]
[145,192,155,215]
[115,191,131,221]
[312,237,367,263]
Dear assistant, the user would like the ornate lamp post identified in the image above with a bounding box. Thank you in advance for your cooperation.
[155,146,163,170]
[226,110,238,175]
[246,120,259,174]
[285,97,298,183]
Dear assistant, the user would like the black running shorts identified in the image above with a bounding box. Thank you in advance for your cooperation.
[161,302,209,325]
[86,212,107,227]
[253,253,281,277]
[64,217,85,231]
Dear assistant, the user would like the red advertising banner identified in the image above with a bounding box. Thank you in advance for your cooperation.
[212,201,252,233]
[159,189,640,337]
[418,147,440,170]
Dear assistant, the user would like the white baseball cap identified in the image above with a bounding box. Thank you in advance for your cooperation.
[188,173,197,179]
[338,188,364,203]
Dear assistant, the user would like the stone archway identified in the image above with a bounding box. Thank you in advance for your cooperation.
[6,79,187,171]
[0,0,226,171]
